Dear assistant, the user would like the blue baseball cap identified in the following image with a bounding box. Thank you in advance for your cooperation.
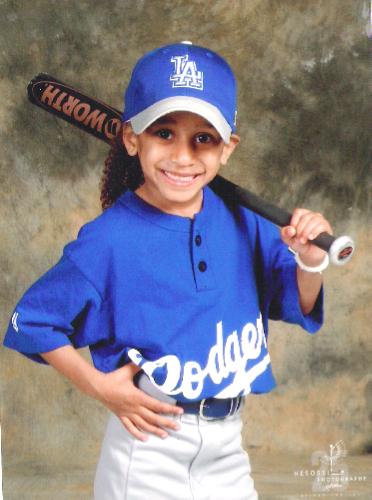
[122,41,237,143]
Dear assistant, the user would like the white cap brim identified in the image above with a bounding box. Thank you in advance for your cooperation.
[128,96,232,143]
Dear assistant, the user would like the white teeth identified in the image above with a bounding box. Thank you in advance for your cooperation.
[162,170,197,185]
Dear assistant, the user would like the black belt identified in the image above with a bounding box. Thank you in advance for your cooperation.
[177,396,243,420]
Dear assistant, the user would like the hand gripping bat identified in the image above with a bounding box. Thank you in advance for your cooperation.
[27,73,355,266]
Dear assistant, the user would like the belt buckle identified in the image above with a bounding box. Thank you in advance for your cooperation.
[199,397,238,421]
[228,396,241,416]
[199,398,215,421]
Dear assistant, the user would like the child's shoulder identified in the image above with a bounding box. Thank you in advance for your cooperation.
[75,192,141,241]
[210,186,279,238]
[63,192,141,260]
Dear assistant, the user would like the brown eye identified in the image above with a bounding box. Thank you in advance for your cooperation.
[156,128,172,140]
[195,133,212,144]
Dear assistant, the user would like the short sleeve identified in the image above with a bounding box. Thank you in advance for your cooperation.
[3,255,108,364]
[268,247,324,333]
[253,214,324,334]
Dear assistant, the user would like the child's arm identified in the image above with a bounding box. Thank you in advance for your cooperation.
[280,208,332,315]
[40,345,183,441]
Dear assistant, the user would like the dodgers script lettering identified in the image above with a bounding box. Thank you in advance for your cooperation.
[128,314,271,400]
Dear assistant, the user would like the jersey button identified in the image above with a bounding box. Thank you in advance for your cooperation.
[198,261,207,272]
[195,235,202,246]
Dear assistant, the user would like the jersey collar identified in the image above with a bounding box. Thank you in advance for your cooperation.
[118,186,217,232]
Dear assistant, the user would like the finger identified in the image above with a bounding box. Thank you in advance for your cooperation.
[117,362,141,378]
[283,226,296,239]
[292,214,324,245]
[281,226,297,246]
[141,407,181,432]
[135,388,184,416]
[303,220,330,242]
[290,208,311,229]
[132,414,169,439]
[281,228,308,255]
[120,416,149,442]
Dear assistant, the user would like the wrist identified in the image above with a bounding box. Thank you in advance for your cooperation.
[88,369,107,402]
[294,252,329,273]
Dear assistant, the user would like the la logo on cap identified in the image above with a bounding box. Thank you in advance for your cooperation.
[170,53,204,90]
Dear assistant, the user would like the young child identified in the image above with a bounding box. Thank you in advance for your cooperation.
[4,42,332,499]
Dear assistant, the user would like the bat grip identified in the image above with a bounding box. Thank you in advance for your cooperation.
[209,175,355,266]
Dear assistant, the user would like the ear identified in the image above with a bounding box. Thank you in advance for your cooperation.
[220,134,240,166]
[122,122,139,156]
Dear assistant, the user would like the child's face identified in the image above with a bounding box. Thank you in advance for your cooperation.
[123,111,239,217]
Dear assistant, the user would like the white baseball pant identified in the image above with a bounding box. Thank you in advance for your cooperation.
[94,409,258,500]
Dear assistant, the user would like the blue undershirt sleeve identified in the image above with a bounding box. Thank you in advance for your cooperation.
[3,255,107,364]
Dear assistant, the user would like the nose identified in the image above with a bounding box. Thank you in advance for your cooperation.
[170,137,195,167]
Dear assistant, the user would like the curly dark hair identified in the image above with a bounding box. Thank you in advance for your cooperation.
[99,124,144,210]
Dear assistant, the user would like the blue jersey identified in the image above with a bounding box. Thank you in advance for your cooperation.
[3,186,323,402]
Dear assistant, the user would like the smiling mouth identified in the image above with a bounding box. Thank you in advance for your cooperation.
[161,170,201,186]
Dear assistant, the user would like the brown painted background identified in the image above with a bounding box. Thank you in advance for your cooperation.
[1,0,371,497]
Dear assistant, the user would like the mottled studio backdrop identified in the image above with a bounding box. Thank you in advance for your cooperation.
[1,0,371,485]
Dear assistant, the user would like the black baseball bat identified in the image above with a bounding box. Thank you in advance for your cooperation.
[27,73,355,265]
